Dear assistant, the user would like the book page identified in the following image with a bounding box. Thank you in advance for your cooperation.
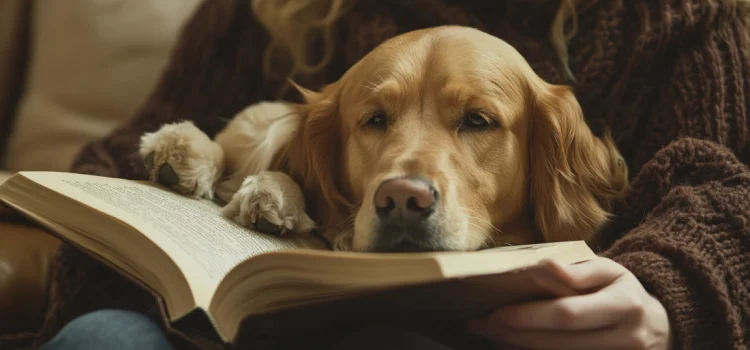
[22,172,323,306]
[65,179,314,275]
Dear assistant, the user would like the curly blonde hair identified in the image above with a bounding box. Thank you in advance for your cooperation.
[251,0,587,84]
[251,0,355,81]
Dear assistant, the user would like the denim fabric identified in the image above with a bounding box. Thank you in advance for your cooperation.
[41,309,173,350]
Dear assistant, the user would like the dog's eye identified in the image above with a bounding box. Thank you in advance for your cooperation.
[461,112,492,131]
[365,112,387,129]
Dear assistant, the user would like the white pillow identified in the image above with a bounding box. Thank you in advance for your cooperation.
[3,0,202,172]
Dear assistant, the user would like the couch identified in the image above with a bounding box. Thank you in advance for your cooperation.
[0,0,202,336]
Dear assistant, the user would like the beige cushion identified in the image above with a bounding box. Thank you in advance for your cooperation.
[3,0,202,172]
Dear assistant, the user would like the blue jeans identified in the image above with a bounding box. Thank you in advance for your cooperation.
[41,309,173,350]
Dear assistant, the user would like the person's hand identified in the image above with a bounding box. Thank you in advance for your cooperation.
[467,257,672,350]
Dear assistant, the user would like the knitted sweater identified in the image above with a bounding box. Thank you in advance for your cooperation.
[3,0,750,349]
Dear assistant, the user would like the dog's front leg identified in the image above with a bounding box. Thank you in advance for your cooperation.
[220,171,316,236]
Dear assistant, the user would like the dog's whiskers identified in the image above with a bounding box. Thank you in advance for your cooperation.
[466,222,495,246]
[462,209,503,236]
[462,208,518,249]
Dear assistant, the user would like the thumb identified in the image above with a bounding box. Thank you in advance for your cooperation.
[545,257,627,292]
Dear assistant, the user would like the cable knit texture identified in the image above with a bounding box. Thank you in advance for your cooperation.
[2,0,750,349]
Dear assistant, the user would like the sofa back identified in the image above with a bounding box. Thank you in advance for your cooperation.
[0,0,31,160]
[0,0,203,173]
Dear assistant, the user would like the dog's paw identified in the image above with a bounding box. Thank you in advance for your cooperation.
[139,121,223,199]
[220,171,316,236]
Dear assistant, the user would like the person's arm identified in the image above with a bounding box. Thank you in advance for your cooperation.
[70,0,278,180]
[601,138,750,349]
[637,2,749,169]
[563,0,750,171]
[596,4,750,345]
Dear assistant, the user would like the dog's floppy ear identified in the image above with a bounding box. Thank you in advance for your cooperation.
[529,84,628,242]
[286,81,353,226]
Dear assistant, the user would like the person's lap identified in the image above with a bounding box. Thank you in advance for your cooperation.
[328,327,455,350]
[41,309,174,350]
[41,309,483,350]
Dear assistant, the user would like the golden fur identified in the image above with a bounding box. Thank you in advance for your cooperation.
[286,26,627,250]
[139,26,628,252]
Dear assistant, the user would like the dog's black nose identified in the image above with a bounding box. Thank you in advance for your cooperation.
[374,176,437,225]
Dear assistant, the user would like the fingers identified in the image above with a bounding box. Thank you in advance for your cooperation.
[473,324,642,350]
[467,258,670,350]
[525,260,579,298]
[476,280,639,331]
[476,258,635,331]
[514,258,623,300]
[543,257,628,293]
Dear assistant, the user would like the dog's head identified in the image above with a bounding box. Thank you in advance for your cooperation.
[287,26,627,252]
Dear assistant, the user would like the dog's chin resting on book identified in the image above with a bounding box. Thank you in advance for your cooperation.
[138,25,628,253]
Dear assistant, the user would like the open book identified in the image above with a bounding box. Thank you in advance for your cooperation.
[0,172,597,346]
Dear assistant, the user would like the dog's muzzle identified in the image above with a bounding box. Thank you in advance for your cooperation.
[371,176,442,252]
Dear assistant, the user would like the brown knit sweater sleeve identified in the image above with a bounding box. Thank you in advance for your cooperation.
[565,2,750,345]
[631,1,750,169]
[583,2,750,349]
[579,0,750,170]
[69,0,280,179]
[599,141,750,350]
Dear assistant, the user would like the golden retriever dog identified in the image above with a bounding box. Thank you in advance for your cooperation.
[139,26,628,252]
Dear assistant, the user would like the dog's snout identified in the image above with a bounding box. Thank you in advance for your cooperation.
[374,177,437,223]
